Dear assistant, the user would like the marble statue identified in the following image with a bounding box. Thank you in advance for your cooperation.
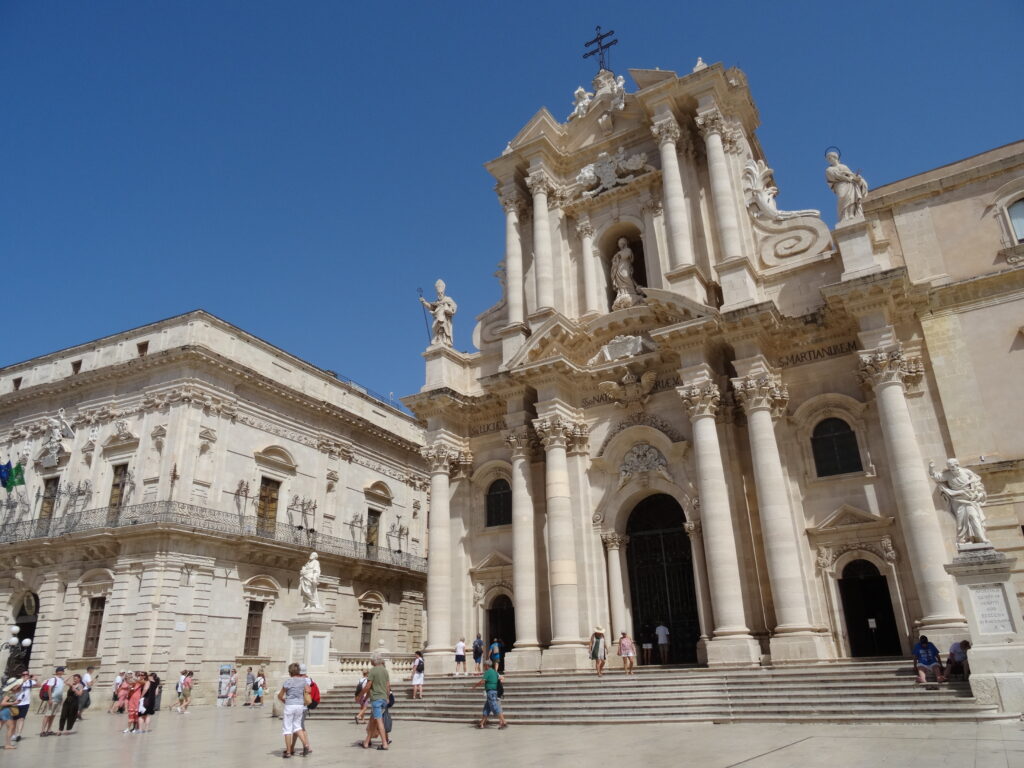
[299,551,322,610]
[825,151,869,222]
[577,147,654,199]
[420,279,458,347]
[611,75,626,111]
[568,86,593,121]
[929,458,990,546]
[610,237,642,310]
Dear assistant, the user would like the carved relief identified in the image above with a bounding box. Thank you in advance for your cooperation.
[599,368,657,410]
[618,442,672,488]
[576,148,655,199]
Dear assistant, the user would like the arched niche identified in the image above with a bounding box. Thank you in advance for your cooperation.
[364,481,394,509]
[595,219,647,310]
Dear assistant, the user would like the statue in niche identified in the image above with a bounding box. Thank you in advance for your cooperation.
[929,458,990,547]
[420,278,458,347]
[825,150,869,222]
[299,551,322,610]
[610,237,642,310]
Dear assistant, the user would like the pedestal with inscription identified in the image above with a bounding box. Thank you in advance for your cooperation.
[945,547,1024,713]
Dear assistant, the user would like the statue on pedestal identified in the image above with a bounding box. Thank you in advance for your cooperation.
[299,552,322,610]
[420,279,458,347]
[610,238,642,310]
[929,458,990,547]
[825,150,869,222]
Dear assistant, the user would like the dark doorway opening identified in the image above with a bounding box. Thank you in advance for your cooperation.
[487,594,516,671]
[5,592,38,677]
[838,559,902,657]
[626,494,700,664]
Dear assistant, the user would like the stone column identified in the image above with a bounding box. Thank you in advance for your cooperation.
[526,170,555,311]
[575,218,600,316]
[501,191,526,327]
[860,350,965,634]
[506,429,539,651]
[533,415,583,646]
[601,533,630,639]
[650,116,694,271]
[678,381,761,665]
[421,444,454,656]
[684,520,713,657]
[695,109,742,261]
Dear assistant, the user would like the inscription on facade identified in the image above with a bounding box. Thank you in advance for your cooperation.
[469,420,504,437]
[777,341,857,368]
[970,585,1014,634]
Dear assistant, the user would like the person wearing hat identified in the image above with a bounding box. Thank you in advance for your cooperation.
[0,677,20,749]
[617,630,637,675]
[38,667,66,737]
[589,627,608,676]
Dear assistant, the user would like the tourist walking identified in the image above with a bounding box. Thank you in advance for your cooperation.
[472,634,484,675]
[589,627,608,676]
[124,673,142,733]
[278,663,312,758]
[58,673,85,735]
[354,669,369,724]
[411,651,425,699]
[227,668,238,706]
[37,667,65,737]
[108,671,125,714]
[78,666,94,719]
[1,678,21,749]
[254,669,266,707]
[488,637,503,674]
[359,654,390,750]
[177,671,194,713]
[472,660,506,729]
[139,673,160,732]
[454,637,467,676]
[244,667,255,705]
[655,621,670,664]
[640,622,654,666]
[617,631,636,675]
[12,670,36,741]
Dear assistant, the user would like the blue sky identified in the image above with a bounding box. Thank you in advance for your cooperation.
[2,1,1021,405]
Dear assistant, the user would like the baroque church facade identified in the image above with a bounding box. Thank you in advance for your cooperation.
[0,311,427,692]
[405,62,1024,669]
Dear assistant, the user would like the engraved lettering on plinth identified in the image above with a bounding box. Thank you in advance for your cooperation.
[969,585,1014,634]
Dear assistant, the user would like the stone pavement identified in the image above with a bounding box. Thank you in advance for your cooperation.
[2,705,1023,767]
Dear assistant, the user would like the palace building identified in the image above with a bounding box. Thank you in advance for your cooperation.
[404,61,1024,670]
[0,311,427,691]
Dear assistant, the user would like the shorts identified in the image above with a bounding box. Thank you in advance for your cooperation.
[621,652,635,658]
[641,643,652,649]
[13,705,28,720]
[482,690,502,716]
[181,689,192,700]
[282,704,305,734]
[412,672,425,686]
[472,655,482,664]
[0,708,11,722]
[38,700,60,716]
[455,655,466,663]
[371,698,387,719]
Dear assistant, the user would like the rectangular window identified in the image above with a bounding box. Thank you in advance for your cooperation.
[83,596,106,658]
[12,377,21,391]
[360,612,374,652]
[257,477,281,536]
[244,600,265,656]
[109,464,129,509]
[71,360,82,375]
[366,509,381,554]
[136,341,149,357]
[40,477,59,520]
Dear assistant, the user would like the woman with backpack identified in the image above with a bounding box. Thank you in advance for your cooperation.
[411,651,425,699]
[354,669,369,724]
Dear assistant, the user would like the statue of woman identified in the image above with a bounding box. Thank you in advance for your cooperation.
[299,552,322,610]
[610,237,641,310]
[825,151,869,222]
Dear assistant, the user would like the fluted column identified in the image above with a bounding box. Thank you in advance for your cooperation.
[575,218,600,316]
[695,108,742,262]
[601,533,630,639]
[650,116,694,271]
[684,519,713,645]
[501,191,526,326]
[677,383,751,637]
[526,170,555,311]
[733,374,814,632]
[421,444,455,654]
[506,428,539,649]
[533,415,585,645]
[860,349,965,628]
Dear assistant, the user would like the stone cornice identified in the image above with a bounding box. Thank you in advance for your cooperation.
[926,265,1024,316]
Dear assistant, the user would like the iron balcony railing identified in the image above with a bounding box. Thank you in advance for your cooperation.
[0,501,427,573]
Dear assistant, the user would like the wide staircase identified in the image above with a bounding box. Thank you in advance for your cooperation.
[310,659,1018,725]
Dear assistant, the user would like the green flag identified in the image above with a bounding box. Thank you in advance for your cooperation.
[6,463,24,491]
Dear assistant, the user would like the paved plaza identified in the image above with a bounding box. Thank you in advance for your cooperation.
[2,705,1023,767]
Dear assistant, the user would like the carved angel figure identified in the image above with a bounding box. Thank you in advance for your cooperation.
[568,86,593,121]
[929,458,990,546]
[599,368,657,409]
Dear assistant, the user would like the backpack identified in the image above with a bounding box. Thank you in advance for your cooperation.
[496,678,504,698]
[39,679,53,702]
[354,681,364,698]
[308,681,320,709]
[472,639,483,655]
[416,658,425,674]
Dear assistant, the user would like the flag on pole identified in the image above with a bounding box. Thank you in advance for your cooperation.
[5,463,24,491]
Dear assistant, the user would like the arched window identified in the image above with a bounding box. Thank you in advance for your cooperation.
[1009,198,1024,244]
[485,479,512,527]
[811,418,864,477]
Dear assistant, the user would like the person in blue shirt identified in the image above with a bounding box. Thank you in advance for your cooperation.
[912,635,946,683]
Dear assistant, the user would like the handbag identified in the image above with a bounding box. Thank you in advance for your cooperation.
[387,692,395,709]
[303,690,312,707]
[382,708,393,734]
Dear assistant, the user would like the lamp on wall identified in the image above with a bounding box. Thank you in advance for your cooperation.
[1,625,32,676]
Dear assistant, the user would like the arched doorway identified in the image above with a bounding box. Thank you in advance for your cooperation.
[487,594,515,670]
[838,559,901,657]
[626,494,700,663]
[5,592,38,677]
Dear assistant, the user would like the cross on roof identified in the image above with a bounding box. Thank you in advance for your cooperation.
[583,25,618,72]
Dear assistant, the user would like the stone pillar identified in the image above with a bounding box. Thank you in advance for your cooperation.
[684,520,713,664]
[651,116,701,302]
[678,380,761,665]
[501,191,526,327]
[601,533,630,640]
[575,218,600,316]
[526,170,555,311]
[506,429,540,654]
[421,444,455,657]
[860,349,966,640]
[734,371,833,661]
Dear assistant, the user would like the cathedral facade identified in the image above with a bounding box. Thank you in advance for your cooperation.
[405,62,1024,669]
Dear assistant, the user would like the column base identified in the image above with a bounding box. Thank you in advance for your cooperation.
[504,648,543,673]
[540,645,591,672]
[768,631,836,664]
[705,635,762,667]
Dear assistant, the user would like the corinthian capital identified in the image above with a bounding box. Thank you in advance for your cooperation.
[421,444,455,474]
[500,190,526,216]
[732,374,789,417]
[695,108,726,139]
[683,520,701,538]
[532,414,587,451]
[650,116,681,146]
[677,383,721,420]
[858,349,925,390]
[525,170,553,196]
[575,219,595,239]
[504,427,536,460]
[601,532,630,551]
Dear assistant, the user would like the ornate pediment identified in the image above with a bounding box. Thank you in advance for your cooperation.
[472,551,514,571]
[505,107,566,152]
[807,504,893,539]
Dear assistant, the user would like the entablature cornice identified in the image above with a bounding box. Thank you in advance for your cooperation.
[926,265,1024,316]
[820,267,927,325]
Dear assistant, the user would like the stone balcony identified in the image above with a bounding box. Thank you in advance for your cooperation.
[0,500,428,573]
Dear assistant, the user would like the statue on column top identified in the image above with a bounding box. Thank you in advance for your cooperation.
[928,458,991,547]
[825,150,869,222]
[299,552,322,610]
[420,279,458,347]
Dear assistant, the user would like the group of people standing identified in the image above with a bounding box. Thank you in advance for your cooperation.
[0,665,96,747]
[107,670,162,733]
[588,622,672,676]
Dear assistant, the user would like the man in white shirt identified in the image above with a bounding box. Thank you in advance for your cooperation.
[454,637,467,676]
[38,667,65,737]
[78,666,94,719]
[12,671,35,741]
[655,622,670,664]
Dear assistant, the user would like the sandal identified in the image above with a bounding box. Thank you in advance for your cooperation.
[376,746,388,751]
[302,747,311,756]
